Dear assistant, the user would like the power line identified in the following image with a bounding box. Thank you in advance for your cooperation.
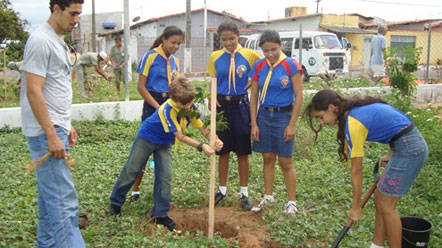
[355,0,442,7]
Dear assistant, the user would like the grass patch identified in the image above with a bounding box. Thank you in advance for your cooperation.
[0,102,440,247]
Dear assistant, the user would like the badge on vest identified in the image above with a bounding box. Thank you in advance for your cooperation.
[236,65,247,78]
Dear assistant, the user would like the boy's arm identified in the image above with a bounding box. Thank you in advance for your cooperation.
[173,128,223,155]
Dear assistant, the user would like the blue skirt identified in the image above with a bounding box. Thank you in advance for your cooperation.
[252,107,294,158]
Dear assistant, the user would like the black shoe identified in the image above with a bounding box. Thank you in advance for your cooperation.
[240,194,253,211]
[152,216,177,231]
[108,204,121,216]
[129,194,140,203]
[214,191,225,206]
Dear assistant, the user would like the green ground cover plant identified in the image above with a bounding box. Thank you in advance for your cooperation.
[0,99,440,247]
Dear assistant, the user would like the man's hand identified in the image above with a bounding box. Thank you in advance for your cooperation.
[48,133,66,159]
[69,125,77,148]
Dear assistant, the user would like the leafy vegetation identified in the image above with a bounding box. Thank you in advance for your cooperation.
[0,0,28,44]
[0,99,440,247]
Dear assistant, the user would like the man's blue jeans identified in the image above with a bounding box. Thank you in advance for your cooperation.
[110,136,173,218]
[27,127,85,248]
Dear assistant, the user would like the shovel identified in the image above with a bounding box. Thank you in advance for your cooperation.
[331,161,381,248]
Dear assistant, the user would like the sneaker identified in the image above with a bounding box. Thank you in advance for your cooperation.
[251,197,274,212]
[240,194,253,211]
[129,193,140,203]
[152,216,177,231]
[214,191,225,206]
[284,202,299,215]
[108,204,121,216]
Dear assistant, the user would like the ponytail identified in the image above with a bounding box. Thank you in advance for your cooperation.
[150,25,184,50]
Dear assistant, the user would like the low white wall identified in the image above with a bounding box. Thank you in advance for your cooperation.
[1,84,441,129]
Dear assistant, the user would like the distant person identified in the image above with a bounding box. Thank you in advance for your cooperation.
[20,0,85,247]
[108,76,223,232]
[109,36,125,96]
[7,61,23,96]
[129,26,184,202]
[74,51,111,99]
[207,21,261,210]
[249,30,303,214]
[370,24,388,84]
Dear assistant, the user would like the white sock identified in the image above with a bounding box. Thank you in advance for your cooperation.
[287,200,296,206]
[264,195,274,201]
[370,242,384,248]
[219,186,227,196]
[240,187,248,197]
[131,191,140,196]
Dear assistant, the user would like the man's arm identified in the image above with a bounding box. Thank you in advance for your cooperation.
[94,65,111,81]
[26,72,66,159]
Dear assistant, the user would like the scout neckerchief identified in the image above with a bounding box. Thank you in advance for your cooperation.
[168,100,188,153]
[223,44,242,94]
[154,44,172,85]
[259,52,287,104]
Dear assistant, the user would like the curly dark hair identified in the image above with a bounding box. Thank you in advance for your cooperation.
[303,89,387,161]
[50,0,84,13]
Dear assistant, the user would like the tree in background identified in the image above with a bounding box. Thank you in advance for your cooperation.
[0,0,28,44]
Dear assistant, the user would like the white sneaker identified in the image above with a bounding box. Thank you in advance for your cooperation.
[251,197,274,212]
[284,202,299,214]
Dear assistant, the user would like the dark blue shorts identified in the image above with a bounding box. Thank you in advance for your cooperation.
[141,95,169,121]
[216,95,251,156]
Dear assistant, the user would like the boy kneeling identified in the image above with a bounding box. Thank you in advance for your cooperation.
[108,76,223,231]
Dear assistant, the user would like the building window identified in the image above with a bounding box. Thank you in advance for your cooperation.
[390,35,416,49]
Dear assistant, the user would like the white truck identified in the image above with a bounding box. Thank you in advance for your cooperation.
[244,31,351,82]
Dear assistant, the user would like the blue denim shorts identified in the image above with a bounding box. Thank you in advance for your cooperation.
[252,107,294,158]
[377,128,428,197]
[216,96,251,155]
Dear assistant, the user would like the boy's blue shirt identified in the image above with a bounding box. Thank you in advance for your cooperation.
[138,99,204,144]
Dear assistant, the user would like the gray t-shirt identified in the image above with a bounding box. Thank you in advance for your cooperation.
[77,52,98,66]
[109,45,124,66]
[20,23,72,137]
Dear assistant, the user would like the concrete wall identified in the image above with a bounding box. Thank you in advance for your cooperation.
[320,15,360,28]
[2,84,441,129]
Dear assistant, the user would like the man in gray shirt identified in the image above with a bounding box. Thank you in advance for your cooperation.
[109,36,125,96]
[370,24,388,83]
[20,0,85,247]
[74,51,111,99]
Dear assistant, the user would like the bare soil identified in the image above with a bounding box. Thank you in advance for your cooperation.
[139,206,286,248]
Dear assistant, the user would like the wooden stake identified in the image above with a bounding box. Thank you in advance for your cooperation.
[208,77,217,239]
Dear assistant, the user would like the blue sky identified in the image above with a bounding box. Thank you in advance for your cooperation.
[9,0,442,31]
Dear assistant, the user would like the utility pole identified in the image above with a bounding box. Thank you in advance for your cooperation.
[203,0,207,46]
[123,0,130,100]
[91,0,97,52]
[316,0,321,13]
[184,0,192,74]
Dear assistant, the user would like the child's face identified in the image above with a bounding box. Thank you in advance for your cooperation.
[176,100,194,110]
[312,104,338,127]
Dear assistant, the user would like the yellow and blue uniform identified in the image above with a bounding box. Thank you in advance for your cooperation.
[138,99,204,145]
[249,56,302,108]
[345,103,412,158]
[136,44,179,93]
[207,45,261,96]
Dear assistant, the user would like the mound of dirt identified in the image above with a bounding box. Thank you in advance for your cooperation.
[141,206,285,248]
